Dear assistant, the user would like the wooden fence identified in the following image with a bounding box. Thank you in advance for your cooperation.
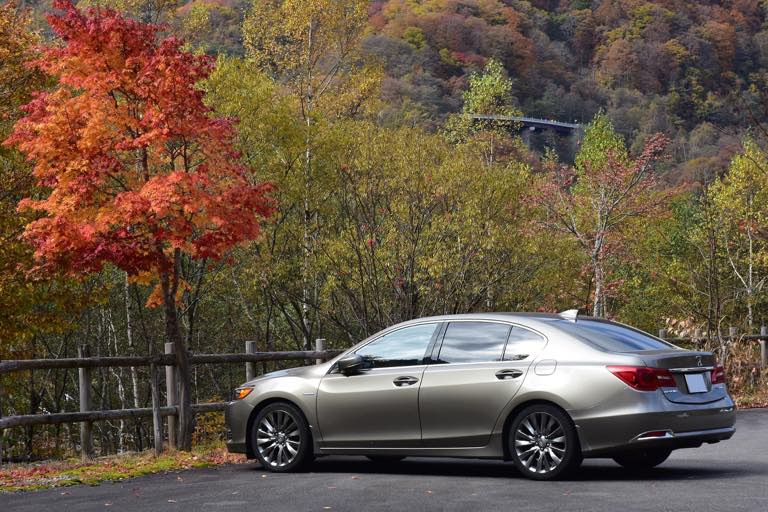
[1,326,767,464]
[657,326,768,368]
[0,339,342,463]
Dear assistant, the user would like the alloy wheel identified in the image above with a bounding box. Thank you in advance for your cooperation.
[514,411,567,475]
[256,409,302,468]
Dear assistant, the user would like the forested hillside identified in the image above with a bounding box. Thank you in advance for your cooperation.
[367,0,765,182]
[16,0,768,179]
[2,0,767,460]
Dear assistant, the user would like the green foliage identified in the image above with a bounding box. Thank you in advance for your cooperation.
[444,58,520,144]
[320,122,541,333]
[402,26,425,49]
[707,141,768,326]
[575,113,627,174]
[463,59,517,117]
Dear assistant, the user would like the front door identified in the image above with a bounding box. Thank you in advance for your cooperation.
[317,322,439,448]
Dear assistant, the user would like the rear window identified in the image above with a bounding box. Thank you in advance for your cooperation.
[436,321,511,363]
[555,320,675,352]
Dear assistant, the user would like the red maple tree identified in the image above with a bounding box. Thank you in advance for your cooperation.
[5,0,273,449]
[534,133,671,317]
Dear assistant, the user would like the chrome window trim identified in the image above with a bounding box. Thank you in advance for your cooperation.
[430,319,549,366]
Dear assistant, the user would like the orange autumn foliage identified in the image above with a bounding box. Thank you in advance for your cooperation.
[5,0,273,287]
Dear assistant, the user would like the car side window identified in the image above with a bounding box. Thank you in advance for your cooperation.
[503,326,546,361]
[355,323,438,368]
[435,321,511,364]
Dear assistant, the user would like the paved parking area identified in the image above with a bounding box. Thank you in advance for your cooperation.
[2,409,766,511]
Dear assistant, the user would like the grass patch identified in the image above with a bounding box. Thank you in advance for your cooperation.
[0,442,246,493]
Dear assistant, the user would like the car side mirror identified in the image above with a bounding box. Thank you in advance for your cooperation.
[337,354,366,375]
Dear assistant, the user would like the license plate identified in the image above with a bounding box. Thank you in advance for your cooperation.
[684,373,708,393]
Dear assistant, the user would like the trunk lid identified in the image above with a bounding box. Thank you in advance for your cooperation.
[631,349,727,404]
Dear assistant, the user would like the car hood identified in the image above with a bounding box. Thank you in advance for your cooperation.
[242,364,326,386]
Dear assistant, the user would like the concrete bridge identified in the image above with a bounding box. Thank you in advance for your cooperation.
[470,114,582,134]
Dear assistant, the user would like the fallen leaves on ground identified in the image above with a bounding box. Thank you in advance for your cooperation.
[0,443,246,493]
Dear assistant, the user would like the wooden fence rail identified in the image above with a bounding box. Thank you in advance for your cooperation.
[2,326,767,464]
[657,328,768,368]
[0,350,341,373]
[0,340,343,463]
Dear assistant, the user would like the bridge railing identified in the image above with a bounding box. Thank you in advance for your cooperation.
[0,340,343,462]
[469,114,582,131]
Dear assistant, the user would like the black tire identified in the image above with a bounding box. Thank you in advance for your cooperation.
[366,455,406,463]
[507,404,582,481]
[251,402,312,473]
[613,448,671,470]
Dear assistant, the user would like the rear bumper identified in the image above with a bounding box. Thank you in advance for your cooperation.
[574,390,736,457]
[625,425,735,449]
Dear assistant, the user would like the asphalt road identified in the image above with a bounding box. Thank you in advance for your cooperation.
[2,409,767,512]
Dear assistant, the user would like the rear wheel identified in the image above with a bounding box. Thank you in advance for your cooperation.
[251,402,312,472]
[613,448,671,470]
[366,455,406,463]
[508,404,582,481]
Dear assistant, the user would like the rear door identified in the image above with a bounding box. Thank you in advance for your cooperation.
[419,321,545,447]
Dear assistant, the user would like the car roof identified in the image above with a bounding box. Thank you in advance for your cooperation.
[389,312,571,330]
[398,311,621,329]
[407,312,561,322]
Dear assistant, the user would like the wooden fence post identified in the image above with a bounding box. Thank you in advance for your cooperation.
[150,363,163,455]
[761,326,768,368]
[315,339,325,365]
[164,342,177,450]
[0,356,4,465]
[78,344,93,460]
[729,326,738,339]
[245,341,257,382]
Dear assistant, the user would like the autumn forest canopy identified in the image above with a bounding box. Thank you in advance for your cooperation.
[2,0,768,458]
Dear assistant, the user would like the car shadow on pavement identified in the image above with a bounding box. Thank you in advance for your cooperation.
[247,457,755,482]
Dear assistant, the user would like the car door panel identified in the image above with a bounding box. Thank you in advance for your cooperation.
[317,366,426,448]
[316,322,440,448]
[419,361,528,447]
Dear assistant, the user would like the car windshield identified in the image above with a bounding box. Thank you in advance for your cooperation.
[554,319,676,352]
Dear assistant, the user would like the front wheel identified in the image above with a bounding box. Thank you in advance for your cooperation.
[613,448,671,470]
[508,404,582,480]
[251,402,312,472]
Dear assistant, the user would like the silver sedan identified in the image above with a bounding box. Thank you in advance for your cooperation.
[225,312,735,480]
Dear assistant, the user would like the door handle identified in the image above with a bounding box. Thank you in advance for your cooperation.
[496,369,524,380]
[393,376,419,387]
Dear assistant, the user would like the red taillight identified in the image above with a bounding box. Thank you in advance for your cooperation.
[607,366,677,392]
[711,365,726,385]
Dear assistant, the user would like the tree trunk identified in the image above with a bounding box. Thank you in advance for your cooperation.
[300,18,315,352]
[592,258,604,318]
[161,264,193,451]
